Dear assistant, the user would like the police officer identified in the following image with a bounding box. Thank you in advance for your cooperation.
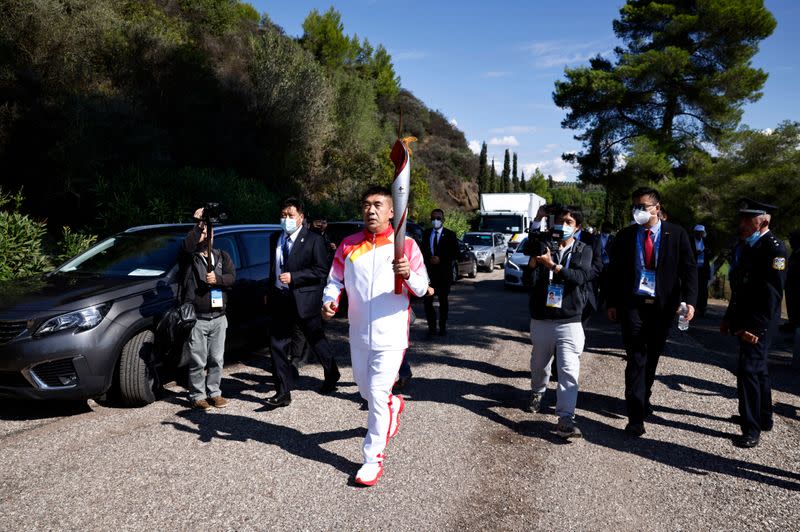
[721,198,787,448]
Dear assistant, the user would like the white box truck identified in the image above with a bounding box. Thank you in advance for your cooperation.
[479,192,547,256]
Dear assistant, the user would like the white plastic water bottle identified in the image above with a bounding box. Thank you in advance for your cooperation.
[678,302,689,331]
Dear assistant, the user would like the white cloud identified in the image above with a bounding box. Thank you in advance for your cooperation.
[484,71,510,78]
[449,118,459,127]
[489,125,537,135]
[522,157,577,182]
[488,136,520,147]
[522,39,614,69]
[468,140,481,155]
[394,50,430,61]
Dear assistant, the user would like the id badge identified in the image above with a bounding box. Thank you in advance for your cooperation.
[210,289,223,309]
[546,283,564,308]
[637,269,656,297]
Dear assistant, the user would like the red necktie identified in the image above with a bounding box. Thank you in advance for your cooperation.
[644,229,654,269]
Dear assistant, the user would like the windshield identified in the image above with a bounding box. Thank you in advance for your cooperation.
[463,234,493,246]
[512,239,527,254]
[57,233,184,278]
[480,215,523,234]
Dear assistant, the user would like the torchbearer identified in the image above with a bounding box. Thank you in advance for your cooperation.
[322,180,429,486]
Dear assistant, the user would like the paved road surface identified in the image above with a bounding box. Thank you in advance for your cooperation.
[1,270,798,530]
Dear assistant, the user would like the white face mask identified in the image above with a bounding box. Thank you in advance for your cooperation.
[281,217,298,233]
[432,219,443,230]
[632,208,652,226]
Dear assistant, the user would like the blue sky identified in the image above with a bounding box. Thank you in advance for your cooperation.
[251,0,799,181]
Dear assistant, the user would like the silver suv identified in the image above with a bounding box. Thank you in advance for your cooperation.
[463,232,507,271]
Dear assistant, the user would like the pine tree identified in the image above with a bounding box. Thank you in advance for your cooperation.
[489,159,497,192]
[520,170,526,192]
[501,149,511,193]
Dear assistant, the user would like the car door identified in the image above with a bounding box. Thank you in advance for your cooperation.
[234,229,275,348]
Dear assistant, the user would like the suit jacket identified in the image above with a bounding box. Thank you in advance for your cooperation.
[421,227,460,288]
[578,231,604,310]
[607,221,698,312]
[268,227,329,319]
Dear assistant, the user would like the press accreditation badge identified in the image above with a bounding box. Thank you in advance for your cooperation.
[546,284,564,308]
[210,289,223,309]
[637,270,656,297]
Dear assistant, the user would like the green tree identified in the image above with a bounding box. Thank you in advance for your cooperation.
[511,152,520,192]
[370,45,400,100]
[554,0,776,212]
[489,159,497,193]
[300,7,353,70]
[477,142,488,194]
[502,149,511,192]
[520,170,526,192]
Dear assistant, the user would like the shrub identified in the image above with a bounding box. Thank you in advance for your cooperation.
[0,188,50,280]
[56,226,98,264]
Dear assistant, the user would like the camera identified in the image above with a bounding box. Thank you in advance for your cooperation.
[202,202,227,224]
[528,222,563,256]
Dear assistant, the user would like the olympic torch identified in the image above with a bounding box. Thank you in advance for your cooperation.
[390,136,416,294]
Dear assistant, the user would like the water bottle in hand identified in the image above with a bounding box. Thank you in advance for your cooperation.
[678,302,689,331]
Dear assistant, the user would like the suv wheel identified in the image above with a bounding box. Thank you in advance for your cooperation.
[452,261,459,283]
[487,256,495,271]
[469,259,477,278]
[118,330,158,406]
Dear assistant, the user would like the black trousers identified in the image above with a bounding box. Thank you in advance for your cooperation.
[737,333,773,438]
[696,263,710,317]
[270,293,336,393]
[621,302,672,424]
[424,282,450,331]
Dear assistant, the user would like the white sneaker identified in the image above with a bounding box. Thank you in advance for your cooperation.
[388,395,405,439]
[355,462,383,486]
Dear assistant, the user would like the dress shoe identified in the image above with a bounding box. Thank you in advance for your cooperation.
[264,391,292,408]
[734,434,760,448]
[354,462,383,486]
[320,366,341,394]
[624,422,646,437]
[393,375,411,391]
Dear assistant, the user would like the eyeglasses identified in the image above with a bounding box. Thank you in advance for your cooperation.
[431,216,443,221]
[632,203,657,210]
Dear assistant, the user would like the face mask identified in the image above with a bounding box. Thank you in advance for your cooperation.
[633,208,652,226]
[281,217,297,233]
[554,224,574,240]
[745,229,762,247]
[432,219,443,230]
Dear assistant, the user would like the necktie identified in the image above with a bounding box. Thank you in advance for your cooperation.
[282,236,291,264]
[644,229,654,269]
[433,231,440,255]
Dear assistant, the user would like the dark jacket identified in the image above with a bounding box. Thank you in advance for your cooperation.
[578,230,604,311]
[421,227,460,288]
[180,227,236,319]
[526,239,593,322]
[268,226,329,319]
[607,221,697,312]
[724,232,787,334]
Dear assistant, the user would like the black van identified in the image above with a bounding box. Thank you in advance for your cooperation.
[0,223,280,406]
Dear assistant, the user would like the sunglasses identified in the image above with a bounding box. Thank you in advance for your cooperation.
[431,216,443,221]
[632,203,657,210]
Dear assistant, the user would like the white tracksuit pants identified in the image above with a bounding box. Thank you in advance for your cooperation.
[350,343,405,464]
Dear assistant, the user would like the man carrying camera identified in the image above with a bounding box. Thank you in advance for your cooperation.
[523,205,593,438]
[181,206,236,410]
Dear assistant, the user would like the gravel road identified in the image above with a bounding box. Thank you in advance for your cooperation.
[1,269,798,531]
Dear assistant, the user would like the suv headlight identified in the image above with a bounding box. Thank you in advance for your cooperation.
[476,251,488,257]
[35,304,112,336]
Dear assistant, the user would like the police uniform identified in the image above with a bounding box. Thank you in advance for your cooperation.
[723,199,787,447]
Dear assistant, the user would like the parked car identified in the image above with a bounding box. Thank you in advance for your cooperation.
[452,239,479,282]
[0,223,281,406]
[462,232,507,271]
[504,237,531,288]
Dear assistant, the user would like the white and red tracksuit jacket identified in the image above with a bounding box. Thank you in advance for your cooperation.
[323,226,429,350]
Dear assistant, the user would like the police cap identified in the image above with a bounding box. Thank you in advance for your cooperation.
[737,198,777,216]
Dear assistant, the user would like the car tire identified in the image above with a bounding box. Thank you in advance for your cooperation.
[119,330,158,407]
[488,256,495,271]
[468,259,477,278]
[452,261,459,283]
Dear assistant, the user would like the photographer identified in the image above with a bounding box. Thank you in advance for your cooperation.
[181,206,236,410]
[522,205,593,438]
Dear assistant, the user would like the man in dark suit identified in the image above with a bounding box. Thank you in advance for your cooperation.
[607,187,698,436]
[722,199,787,448]
[692,224,711,317]
[266,198,340,407]
[597,221,615,309]
[421,208,460,337]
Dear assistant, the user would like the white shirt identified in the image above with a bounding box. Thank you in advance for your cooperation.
[274,226,302,289]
